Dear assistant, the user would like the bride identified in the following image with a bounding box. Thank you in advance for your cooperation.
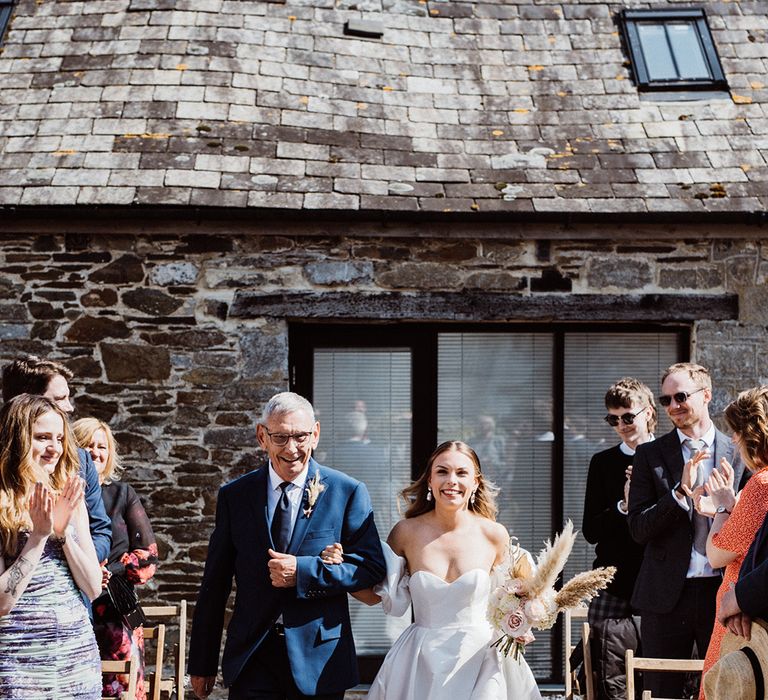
[324,440,541,699]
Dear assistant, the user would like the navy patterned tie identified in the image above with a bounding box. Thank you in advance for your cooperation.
[271,481,292,552]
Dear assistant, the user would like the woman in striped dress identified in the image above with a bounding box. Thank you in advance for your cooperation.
[0,394,102,699]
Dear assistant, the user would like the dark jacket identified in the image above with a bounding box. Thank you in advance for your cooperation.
[582,444,644,601]
[627,427,745,613]
[735,509,768,618]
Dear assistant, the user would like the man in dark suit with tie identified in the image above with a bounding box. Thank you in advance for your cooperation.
[628,362,746,697]
[188,391,386,700]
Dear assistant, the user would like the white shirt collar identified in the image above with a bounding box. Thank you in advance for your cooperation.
[268,462,309,491]
[676,423,716,448]
[619,441,635,456]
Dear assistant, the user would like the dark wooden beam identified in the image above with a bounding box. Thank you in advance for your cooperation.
[230,291,738,322]
[0,205,766,240]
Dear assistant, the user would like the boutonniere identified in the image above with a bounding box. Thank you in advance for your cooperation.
[303,471,325,518]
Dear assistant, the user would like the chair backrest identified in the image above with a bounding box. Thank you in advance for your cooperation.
[142,600,188,700]
[564,605,592,700]
[143,623,167,700]
[102,654,139,700]
[624,649,704,700]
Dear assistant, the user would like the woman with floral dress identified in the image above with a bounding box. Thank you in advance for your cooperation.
[74,418,159,700]
[697,386,768,698]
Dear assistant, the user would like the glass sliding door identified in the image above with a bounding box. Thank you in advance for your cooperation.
[312,347,413,653]
[561,332,678,610]
[292,322,686,682]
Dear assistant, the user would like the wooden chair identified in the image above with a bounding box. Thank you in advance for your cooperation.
[102,654,139,700]
[143,622,167,700]
[142,600,188,700]
[625,649,704,700]
[564,605,595,700]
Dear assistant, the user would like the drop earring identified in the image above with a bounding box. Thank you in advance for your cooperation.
[426,486,432,502]
[470,491,476,506]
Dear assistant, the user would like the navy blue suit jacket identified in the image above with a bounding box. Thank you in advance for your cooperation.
[735,509,768,618]
[78,446,112,563]
[188,459,386,695]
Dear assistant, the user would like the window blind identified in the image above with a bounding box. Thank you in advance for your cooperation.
[313,348,412,653]
[437,332,555,677]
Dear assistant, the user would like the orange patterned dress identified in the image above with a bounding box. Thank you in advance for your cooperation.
[699,467,768,699]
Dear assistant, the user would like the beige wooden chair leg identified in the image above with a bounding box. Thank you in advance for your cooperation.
[582,622,595,700]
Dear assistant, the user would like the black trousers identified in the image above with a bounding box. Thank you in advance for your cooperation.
[640,576,719,697]
[229,626,345,700]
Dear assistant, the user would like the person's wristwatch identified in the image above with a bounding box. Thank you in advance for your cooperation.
[673,481,686,497]
[715,505,732,515]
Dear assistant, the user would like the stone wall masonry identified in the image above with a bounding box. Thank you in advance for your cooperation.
[0,230,767,609]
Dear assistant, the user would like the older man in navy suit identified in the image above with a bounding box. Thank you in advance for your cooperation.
[189,391,386,700]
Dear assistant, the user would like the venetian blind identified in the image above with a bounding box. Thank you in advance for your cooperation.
[437,332,555,677]
[313,348,412,654]
[561,332,678,651]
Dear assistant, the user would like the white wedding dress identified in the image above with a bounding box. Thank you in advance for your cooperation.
[368,544,542,700]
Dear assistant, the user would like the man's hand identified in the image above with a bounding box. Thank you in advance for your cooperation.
[718,583,742,624]
[725,612,752,640]
[191,675,216,699]
[268,549,297,587]
[680,449,710,497]
[692,487,716,517]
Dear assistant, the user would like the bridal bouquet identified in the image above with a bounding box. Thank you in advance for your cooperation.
[488,520,615,659]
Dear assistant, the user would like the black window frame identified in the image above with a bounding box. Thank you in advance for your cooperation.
[0,0,13,46]
[290,321,689,685]
[620,8,728,92]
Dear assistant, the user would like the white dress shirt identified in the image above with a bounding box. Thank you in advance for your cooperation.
[670,424,718,578]
[267,463,309,546]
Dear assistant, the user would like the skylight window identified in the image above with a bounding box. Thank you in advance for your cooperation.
[620,8,727,92]
[0,1,13,47]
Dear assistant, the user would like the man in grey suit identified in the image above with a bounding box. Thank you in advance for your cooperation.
[628,362,746,697]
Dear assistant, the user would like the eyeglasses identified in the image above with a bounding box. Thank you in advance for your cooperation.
[264,429,313,447]
[604,409,646,427]
[659,387,705,407]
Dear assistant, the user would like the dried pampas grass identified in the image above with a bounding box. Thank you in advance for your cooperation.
[555,566,617,610]
[524,520,577,599]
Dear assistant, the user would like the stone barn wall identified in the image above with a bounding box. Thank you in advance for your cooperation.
[0,228,766,607]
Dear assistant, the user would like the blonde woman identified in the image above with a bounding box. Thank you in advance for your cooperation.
[0,394,102,698]
[73,418,158,700]
[325,441,541,699]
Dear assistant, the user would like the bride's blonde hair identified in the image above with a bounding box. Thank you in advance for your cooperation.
[401,440,499,520]
[0,394,80,554]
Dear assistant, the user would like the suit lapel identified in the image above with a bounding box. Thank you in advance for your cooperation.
[662,429,685,484]
[248,466,272,549]
[287,459,327,555]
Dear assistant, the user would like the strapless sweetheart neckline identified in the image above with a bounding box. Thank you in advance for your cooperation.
[410,568,489,585]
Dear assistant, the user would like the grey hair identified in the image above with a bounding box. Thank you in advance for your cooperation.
[259,391,316,425]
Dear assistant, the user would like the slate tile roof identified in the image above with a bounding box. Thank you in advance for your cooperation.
[0,0,766,213]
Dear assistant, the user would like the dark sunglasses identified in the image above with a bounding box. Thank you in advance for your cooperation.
[659,387,705,407]
[604,409,646,427]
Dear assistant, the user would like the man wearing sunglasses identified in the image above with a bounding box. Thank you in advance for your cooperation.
[188,391,386,700]
[582,378,655,699]
[628,363,747,698]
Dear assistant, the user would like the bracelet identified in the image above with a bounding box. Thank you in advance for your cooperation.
[50,532,67,545]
